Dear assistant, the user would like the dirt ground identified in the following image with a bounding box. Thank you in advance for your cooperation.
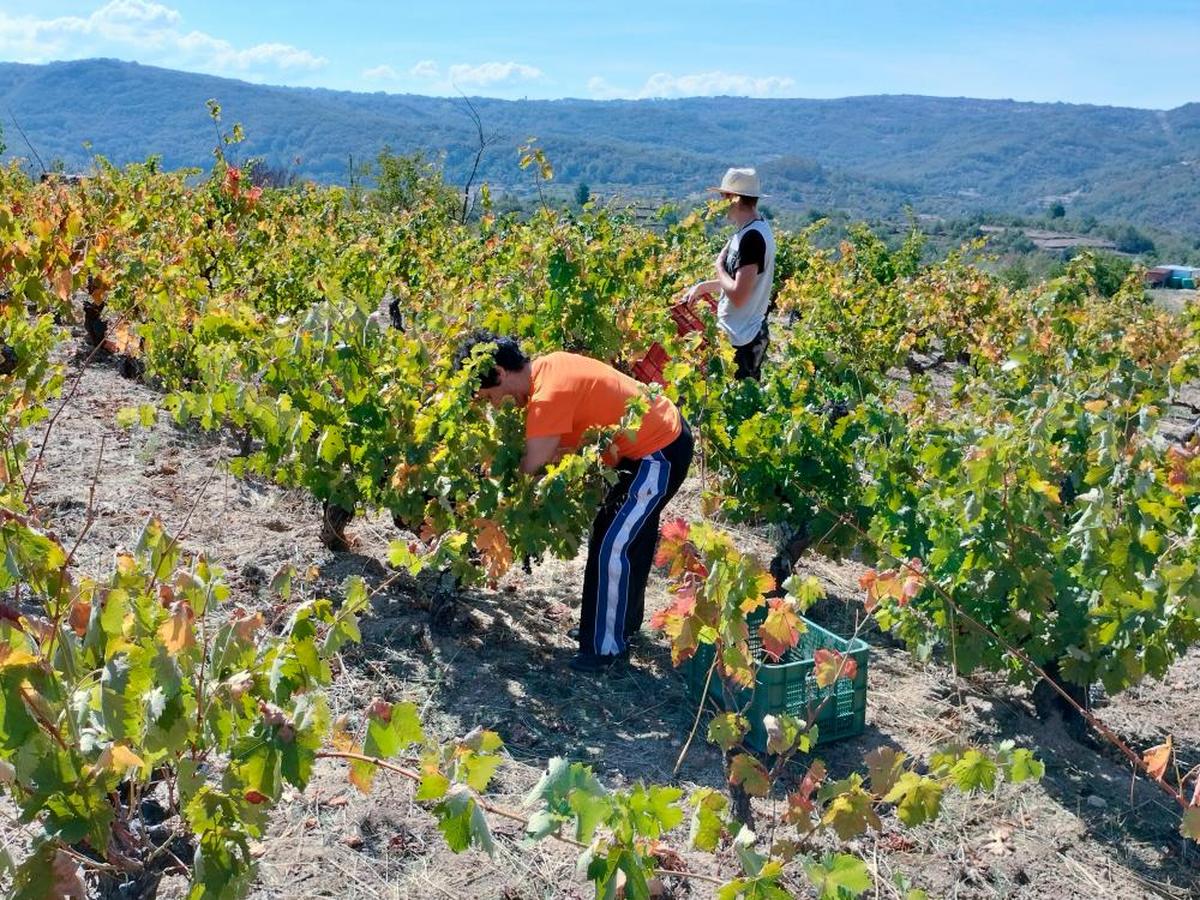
[9,333,1200,899]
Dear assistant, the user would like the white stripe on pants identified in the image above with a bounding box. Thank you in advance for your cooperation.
[594,453,668,656]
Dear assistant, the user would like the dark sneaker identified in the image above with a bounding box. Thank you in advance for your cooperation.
[568,651,624,673]
[567,626,641,643]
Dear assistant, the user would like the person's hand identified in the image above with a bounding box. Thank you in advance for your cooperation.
[684,280,715,304]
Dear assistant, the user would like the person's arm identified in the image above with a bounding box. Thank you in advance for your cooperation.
[684,279,720,303]
[716,265,758,308]
[716,229,765,308]
[521,435,563,474]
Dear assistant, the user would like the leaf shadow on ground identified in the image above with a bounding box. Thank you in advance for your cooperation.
[316,551,730,793]
[803,595,1200,896]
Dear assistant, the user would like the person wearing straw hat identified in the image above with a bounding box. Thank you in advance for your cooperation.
[684,167,776,380]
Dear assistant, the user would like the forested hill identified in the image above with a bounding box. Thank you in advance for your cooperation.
[2,58,1198,230]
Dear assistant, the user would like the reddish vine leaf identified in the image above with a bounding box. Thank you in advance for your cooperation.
[784,760,826,824]
[1143,736,1173,781]
[231,608,265,642]
[728,753,770,798]
[860,560,925,611]
[813,648,857,688]
[650,590,703,664]
[68,597,91,637]
[654,518,706,579]
[759,599,804,662]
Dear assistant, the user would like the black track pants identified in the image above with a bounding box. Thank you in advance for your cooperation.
[578,421,694,656]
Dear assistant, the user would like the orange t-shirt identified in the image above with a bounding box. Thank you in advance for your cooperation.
[526,352,682,462]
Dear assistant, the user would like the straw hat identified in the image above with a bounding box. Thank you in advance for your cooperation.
[709,167,765,198]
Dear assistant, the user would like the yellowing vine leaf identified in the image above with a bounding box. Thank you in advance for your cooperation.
[759,598,805,662]
[0,643,38,669]
[96,743,145,775]
[473,518,514,581]
[821,784,880,840]
[1182,807,1200,842]
[1143,736,1172,781]
[728,753,770,797]
[158,601,196,653]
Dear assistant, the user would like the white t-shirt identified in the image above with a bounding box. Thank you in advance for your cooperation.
[716,218,775,347]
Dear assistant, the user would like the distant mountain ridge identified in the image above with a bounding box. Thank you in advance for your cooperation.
[2,58,1198,231]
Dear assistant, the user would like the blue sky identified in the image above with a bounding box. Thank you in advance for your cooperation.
[1,1,1197,108]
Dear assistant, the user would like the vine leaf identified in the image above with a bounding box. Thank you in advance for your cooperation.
[707,713,748,751]
[821,781,881,840]
[759,599,804,662]
[158,601,196,654]
[1003,747,1045,783]
[434,787,494,857]
[728,753,771,797]
[949,750,997,792]
[864,746,907,795]
[1143,737,1172,781]
[884,772,944,826]
[805,853,872,899]
[813,648,857,688]
[568,790,611,843]
[763,713,809,756]
[95,743,145,776]
[784,760,826,824]
[1181,807,1200,842]
[473,518,514,581]
[688,788,728,852]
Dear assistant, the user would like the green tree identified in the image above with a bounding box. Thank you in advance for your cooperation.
[373,147,457,216]
[1115,224,1155,255]
[574,181,591,206]
[1000,258,1032,290]
[1089,251,1134,297]
[1048,201,1066,219]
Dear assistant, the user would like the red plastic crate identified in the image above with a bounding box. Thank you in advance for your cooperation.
[670,301,705,336]
[632,341,669,385]
[631,294,719,386]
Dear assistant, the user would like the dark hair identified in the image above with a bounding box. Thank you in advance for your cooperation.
[451,329,529,388]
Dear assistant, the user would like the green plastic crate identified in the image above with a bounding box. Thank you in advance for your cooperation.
[683,613,868,752]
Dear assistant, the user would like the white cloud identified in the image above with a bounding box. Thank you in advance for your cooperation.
[409,59,439,79]
[0,0,326,75]
[402,59,542,91]
[362,64,399,81]
[447,61,542,87]
[589,71,796,100]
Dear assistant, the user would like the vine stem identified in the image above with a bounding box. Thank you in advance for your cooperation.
[23,311,130,504]
[673,653,717,776]
[43,431,106,664]
[314,750,727,888]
